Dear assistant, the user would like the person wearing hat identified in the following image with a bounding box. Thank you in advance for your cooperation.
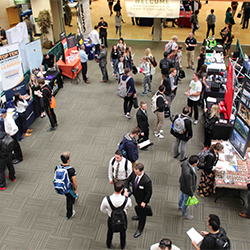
[0,109,23,164]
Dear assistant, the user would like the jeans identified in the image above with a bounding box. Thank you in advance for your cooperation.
[115,26,121,37]
[112,58,119,75]
[142,75,151,93]
[188,98,199,120]
[174,138,188,160]
[178,192,189,216]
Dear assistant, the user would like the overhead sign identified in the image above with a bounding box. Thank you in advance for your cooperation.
[125,0,180,18]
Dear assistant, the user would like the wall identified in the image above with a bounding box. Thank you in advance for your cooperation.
[50,0,63,43]
[0,0,13,29]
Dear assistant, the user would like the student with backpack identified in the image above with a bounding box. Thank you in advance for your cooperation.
[159,52,174,83]
[100,181,132,249]
[191,214,230,250]
[206,9,216,38]
[54,152,78,219]
[171,107,192,162]
[197,143,224,197]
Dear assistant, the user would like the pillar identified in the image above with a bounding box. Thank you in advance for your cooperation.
[153,18,162,42]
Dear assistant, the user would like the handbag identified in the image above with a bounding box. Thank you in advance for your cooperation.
[185,196,200,206]
[237,11,242,18]
[135,205,153,217]
[133,97,138,109]
[229,17,235,25]
[44,87,56,109]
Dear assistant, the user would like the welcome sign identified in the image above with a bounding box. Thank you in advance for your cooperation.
[125,0,180,18]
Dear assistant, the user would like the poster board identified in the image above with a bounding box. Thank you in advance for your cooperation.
[6,22,29,45]
[78,0,92,38]
[125,0,180,18]
[60,31,68,63]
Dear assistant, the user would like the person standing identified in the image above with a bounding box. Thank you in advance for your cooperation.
[98,17,108,48]
[79,45,91,84]
[150,238,180,250]
[178,155,199,220]
[110,45,119,78]
[191,214,230,250]
[239,180,250,218]
[38,79,58,132]
[185,32,197,70]
[171,106,193,162]
[154,85,168,139]
[242,3,250,29]
[159,52,174,83]
[225,7,232,24]
[231,1,239,18]
[107,0,114,16]
[108,149,132,185]
[136,101,153,151]
[0,129,16,190]
[100,181,132,249]
[185,72,202,125]
[54,152,77,219]
[120,127,141,170]
[24,16,33,42]
[196,46,205,72]
[122,68,136,119]
[64,1,72,26]
[124,163,152,238]
[115,12,124,38]
[96,44,108,82]
[0,109,23,164]
[162,68,178,121]
[140,56,151,96]
[206,9,216,38]
[89,25,100,55]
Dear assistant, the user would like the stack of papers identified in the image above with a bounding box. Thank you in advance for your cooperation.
[187,227,204,244]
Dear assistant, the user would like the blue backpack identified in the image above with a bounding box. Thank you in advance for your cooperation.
[118,139,127,158]
[53,165,72,195]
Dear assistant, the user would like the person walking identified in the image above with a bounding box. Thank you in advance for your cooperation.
[242,3,250,29]
[89,25,100,55]
[24,16,33,42]
[160,52,174,83]
[185,72,202,125]
[110,45,119,78]
[145,48,156,81]
[38,79,58,132]
[196,46,205,72]
[225,7,233,24]
[98,17,108,48]
[206,9,216,38]
[0,109,23,164]
[185,32,197,70]
[54,152,77,219]
[231,1,239,17]
[171,106,193,162]
[115,12,124,38]
[79,45,91,84]
[107,0,114,16]
[64,1,72,26]
[124,163,152,238]
[96,44,108,82]
[191,10,199,35]
[178,155,199,220]
[140,56,151,96]
[100,181,132,249]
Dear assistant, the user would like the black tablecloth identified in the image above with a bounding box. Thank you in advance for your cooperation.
[204,81,226,99]
[45,71,63,96]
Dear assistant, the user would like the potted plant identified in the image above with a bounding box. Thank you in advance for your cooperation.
[37,9,52,49]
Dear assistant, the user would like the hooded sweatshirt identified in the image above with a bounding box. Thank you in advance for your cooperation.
[122,133,138,162]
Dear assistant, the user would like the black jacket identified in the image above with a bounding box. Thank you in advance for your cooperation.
[163,75,178,96]
[198,148,218,174]
[136,108,149,134]
[171,114,193,141]
[156,92,165,112]
[179,161,197,197]
[41,84,52,108]
[204,112,219,131]
[159,58,173,75]
[125,171,152,205]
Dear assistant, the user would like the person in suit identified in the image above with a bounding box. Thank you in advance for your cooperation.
[178,155,199,220]
[124,163,152,238]
[136,101,153,151]
[95,44,108,82]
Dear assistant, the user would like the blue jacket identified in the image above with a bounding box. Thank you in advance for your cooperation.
[123,133,138,162]
[121,75,136,96]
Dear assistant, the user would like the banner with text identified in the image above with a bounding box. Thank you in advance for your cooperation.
[78,0,92,38]
[0,43,24,91]
[125,0,180,18]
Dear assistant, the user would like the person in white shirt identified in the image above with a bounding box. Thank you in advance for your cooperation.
[100,181,132,249]
[108,149,132,185]
[89,25,100,55]
[13,92,32,138]
[185,73,202,125]
[140,57,151,96]
[0,109,23,164]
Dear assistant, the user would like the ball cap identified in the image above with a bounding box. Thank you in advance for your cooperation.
[0,109,7,115]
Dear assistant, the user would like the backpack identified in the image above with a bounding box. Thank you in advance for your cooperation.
[151,92,163,113]
[107,196,128,232]
[197,149,214,168]
[118,139,127,158]
[178,68,186,79]
[173,115,187,134]
[111,157,128,178]
[207,14,213,25]
[0,133,15,153]
[161,60,170,75]
[117,76,131,98]
[165,41,172,54]
[53,165,72,195]
[210,231,231,250]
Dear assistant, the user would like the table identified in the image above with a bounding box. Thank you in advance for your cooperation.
[204,81,226,99]
[213,140,250,204]
[44,70,63,96]
[177,11,191,28]
[57,57,82,79]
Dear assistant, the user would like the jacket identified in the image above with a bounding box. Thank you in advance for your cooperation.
[97,48,107,67]
[179,161,197,197]
[122,133,138,162]
[41,84,52,108]
[124,171,152,205]
[198,148,218,174]
[163,75,178,96]
[204,112,219,131]
[171,114,193,141]
[159,58,173,75]
[0,132,10,159]
[136,108,149,134]
[156,92,165,112]
[121,75,136,96]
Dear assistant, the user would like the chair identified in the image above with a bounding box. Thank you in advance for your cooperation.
[71,68,80,84]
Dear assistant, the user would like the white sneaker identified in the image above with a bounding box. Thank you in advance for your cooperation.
[182,214,193,220]
[155,133,164,139]
[67,210,75,219]
[154,130,163,134]
[194,120,198,125]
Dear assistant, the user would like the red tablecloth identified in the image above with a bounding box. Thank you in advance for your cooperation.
[177,11,192,28]
[57,57,82,79]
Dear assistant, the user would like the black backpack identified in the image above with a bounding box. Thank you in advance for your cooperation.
[161,60,170,75]
[107,196,128,232]
[210,231,231,250]
[0,132,14,153]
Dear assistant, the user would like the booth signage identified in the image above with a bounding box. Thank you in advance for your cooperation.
[125,0,180,18]
[78,0,92,38]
